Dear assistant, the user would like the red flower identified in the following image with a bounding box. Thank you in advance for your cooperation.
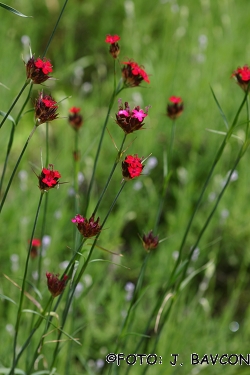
[68,107,83,131]
[26,56,53,84]
[37,164,61,191]
[142,230,159,252]
[115,100,149,134]
[35,92,59,125]
[167,96,184,120]
[122,60,150,87]
[29,238,41,259]
[232,65,250,91]
[46,272,68,298]
[105,34,120,58]
[71,214,101,238]
[122,154,144,180]
[105,34,120,44]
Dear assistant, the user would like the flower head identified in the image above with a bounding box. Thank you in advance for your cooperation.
[122,154,144,180]
[105,34,120,58]
[71,214,101,238]
[26,56,53,84]
[232,65,250,91]
[142,230,159,252]
[37,164,61,191]
[122,60,150,87]
[35,91,59,125]
[68,107,83,131]
[29,238,41,259]
[46,272,68,298]
[167,96,184,120]
[115,100,149,134]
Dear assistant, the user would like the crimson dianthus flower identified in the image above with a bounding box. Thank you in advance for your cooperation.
[26,56,53,84]
[37,164,61,191]
[68,107,83,131]
[142,230,159,252]
[71,214,101,238]
[29,238,41,259]
[232,65,250,91]
[35,91,59,125]
[46,272,68,298]
[122,154,144,180]
[105,34,120,58]
[115,100,149,134]
[167,96,184,120]
[122,60,150,87]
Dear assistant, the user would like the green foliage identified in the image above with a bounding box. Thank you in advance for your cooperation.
[1,0,250,374]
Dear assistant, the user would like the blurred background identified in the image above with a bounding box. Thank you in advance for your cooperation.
[1,0,250,374]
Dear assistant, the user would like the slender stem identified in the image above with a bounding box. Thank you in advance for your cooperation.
[9,296,53,375]
[0,80,30,129]
[0,122,15,195]
[15,83,34,126]
[0,125,37,213]
[42,0,69,57]
[93,133,127,216]
[10,192,44,375]
[50,182,127,370]
[84,83,123,215]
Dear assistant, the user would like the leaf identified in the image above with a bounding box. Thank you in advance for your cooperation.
[210,86,229,130]
[0,293,17,305]
[0,2,31,17]
[180,260,214,291]
[0,110,16,126]
[0,368,26,374]
[89,258,130,269]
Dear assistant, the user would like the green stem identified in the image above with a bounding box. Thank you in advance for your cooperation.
[0,125,37,214]
[50,182,127,370]
[0,80,30,129]
[84,83,123,215]
[92,133,127,216]
[10,192,44,375]
[0,122,15,195]
[42,0,69,57]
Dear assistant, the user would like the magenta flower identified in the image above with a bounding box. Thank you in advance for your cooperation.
[122,154,144,180]
[46,272,68,298]
[105,34,120,58]
[72,214,101,238]
[167,96,184,120]
[232,65,250,91]
[122,60,150,87]
[26,56,53,84]
[115,101,149,134]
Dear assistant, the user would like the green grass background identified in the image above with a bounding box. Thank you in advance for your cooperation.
[1,0,250,374]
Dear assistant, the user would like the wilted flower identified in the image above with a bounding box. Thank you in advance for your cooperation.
[122,154,144,180]
[122,60,150,87]
[105,34,120,58]
[29,238,41,259]
[35,91,59,125]
[71,214,101,238]
[68,107,83,131]
[46,272,68,297]
[26,56,53,84]
[115,100,149,134]
[232,65,250,91]
[37,164,61,191]
[167,96,184,120]
[142,230,159,251]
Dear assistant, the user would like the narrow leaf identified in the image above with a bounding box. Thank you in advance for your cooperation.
[0,2,31,17]
[0,110,16,126]
[0,293,17,305]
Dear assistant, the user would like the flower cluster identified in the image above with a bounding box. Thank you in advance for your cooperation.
[35,91,59,125]
[115,101,149,134]
[105,34,120,59]
[122,60,150,87]
[142,230,159,252]
[68,107,83,131]
[26,56,53,84]
[71,214,101,238]
[46,272,68,298]
[122,155,144,180]
[167,96,184,120]
[232,65,250,91]
[37,164,61,191]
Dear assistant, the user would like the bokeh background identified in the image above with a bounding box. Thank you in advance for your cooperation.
[1,0,250,374]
